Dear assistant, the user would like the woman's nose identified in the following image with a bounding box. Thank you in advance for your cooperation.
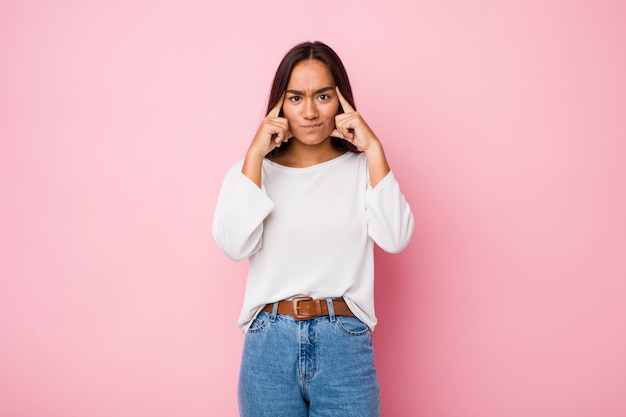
[302,98,318,119]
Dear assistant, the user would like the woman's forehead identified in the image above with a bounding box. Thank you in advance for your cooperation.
[287,60,334,90]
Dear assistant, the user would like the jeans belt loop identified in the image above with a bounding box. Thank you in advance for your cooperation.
[270,301,279,322]
[326,298,337,322]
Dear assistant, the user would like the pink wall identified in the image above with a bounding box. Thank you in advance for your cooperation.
[2,1,625,416]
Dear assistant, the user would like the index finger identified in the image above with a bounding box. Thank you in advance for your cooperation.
[268,93,285,117]
[336,87,355,113]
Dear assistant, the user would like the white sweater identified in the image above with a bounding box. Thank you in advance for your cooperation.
[212,152,414,332]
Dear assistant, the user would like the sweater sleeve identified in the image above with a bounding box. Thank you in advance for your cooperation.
[365,171,414,253]
[212,161,274,261]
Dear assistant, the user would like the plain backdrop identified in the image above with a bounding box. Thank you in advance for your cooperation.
[2,1,625,416]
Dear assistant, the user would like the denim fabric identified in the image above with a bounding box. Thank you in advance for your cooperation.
[238,299,380,417]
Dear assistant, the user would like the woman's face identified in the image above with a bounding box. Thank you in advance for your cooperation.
[282,59,339,147]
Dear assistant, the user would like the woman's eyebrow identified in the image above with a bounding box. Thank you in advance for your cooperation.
[286,86,335,95]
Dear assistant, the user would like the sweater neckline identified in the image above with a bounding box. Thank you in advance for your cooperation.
[264,151,354,173]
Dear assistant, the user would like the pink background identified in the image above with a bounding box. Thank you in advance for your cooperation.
[2,1,625,416]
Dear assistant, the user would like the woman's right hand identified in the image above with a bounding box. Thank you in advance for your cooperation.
[247,94,292,159]
[242,94,291,187]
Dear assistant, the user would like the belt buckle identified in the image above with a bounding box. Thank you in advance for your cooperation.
[291,296,321,320]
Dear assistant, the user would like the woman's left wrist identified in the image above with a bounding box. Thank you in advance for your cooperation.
[362,138,383,155]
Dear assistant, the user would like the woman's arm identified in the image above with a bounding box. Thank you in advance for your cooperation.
[365,171,414,253]
[212,162,274,261]
[331,87,413,251]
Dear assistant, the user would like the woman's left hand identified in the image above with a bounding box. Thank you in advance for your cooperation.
[331,87,380,152]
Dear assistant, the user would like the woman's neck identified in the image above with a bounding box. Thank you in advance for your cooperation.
[270,139,344,168]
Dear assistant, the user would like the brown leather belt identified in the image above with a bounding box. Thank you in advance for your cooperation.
[262,297,356,321]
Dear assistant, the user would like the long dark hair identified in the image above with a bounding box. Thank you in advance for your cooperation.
[265,41,360,158]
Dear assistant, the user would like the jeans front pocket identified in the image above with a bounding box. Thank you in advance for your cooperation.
[246,312,270,334]
[335,315,370,336]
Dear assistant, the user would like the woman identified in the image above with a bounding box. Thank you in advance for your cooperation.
[213,41,414,417]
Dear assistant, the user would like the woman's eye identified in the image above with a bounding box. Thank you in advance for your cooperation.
[288,96,301,102]
[319,94,330,101]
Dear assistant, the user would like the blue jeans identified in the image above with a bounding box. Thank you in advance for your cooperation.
[238,299,380,417]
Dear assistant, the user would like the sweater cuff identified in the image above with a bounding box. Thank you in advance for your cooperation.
[366,170,396,195]
[233,171,274,215]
